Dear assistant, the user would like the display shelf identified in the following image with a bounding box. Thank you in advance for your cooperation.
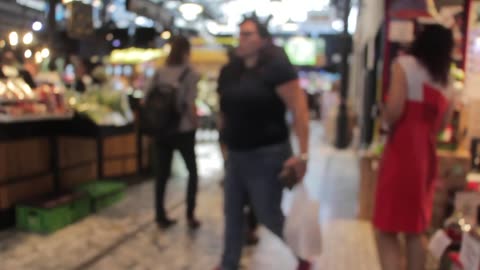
[59,114,134,138]
[0,113,73,124]
[58,115,138,179]
[0,98,39,104]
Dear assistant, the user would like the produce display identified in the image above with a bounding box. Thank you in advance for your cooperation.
[66,85,134,126]
[0,78,72,121]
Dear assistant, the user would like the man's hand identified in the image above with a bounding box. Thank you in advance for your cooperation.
[283,156,307,182]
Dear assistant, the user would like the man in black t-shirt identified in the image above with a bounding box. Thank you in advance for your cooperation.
[215,17,311,270]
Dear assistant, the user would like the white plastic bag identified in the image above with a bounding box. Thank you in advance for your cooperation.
[283,184,322,259]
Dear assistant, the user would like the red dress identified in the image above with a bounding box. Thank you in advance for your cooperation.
[373,56,450,234]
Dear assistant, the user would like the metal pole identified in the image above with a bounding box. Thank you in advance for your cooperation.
[47,0,57,48]
[335,0,352,149]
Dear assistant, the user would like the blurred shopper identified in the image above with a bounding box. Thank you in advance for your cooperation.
[218,47,259,246]
[215,17,310,270]
[147,36,201,230]
[374,25,454,270]
[36,58,62,87]
[73,58,93,92]
[0,50,36,88]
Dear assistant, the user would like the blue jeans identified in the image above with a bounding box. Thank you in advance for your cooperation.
[221,142,291,270]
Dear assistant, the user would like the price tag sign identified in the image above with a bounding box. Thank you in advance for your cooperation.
[460,232,480,270]
[429,230,452,259]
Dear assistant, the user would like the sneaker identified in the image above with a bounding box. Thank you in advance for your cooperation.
[188,218,202,230]
[245,231,259,246]
[297,259,312,270]
[156,218,178,229]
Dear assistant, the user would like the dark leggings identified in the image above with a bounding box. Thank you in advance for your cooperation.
[155,131,198,220]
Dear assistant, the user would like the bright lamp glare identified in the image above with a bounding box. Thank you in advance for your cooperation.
[161,31,172,40]
[35,52,43,63]
[41,48,50,58]
[206,21,220,35]
[32,21,43,31]
[179,3,204,21]
[23,32,33,45]
[24,50,32,59]
[283,22,299,32]
[9,32,18,46]
[332,19,344,32]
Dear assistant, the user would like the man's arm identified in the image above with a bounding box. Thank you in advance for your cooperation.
[276,79,310,180]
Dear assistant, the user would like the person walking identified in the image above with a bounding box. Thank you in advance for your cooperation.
[146,36,201,230]
[374,25,454,270]
[215,17,311,270]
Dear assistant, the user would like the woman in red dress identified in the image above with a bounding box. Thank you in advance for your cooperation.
[374,25,454,270]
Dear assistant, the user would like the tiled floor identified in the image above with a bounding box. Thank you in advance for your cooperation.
[0,124,383,270]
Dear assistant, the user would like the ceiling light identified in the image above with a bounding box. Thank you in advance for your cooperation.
[9,32,18,46]
[206,21,220,35]
[135,16,148,26]
[92,0,102,8]
[41,48,50,58]
[179,3,204,21]
[282,21,299,32]
[255,0,271,18]
[332,19,344,32]
[32,21,43,31]
[23,32,34,45]
[35,51,43,63]
[161,31,172,40]
[270,1,289,25]
[24,50,32,59]
[165,1,178,9]
[106,33,114,41]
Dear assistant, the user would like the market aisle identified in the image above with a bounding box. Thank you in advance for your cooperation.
[250,125,381,270]
[0,123,381,270]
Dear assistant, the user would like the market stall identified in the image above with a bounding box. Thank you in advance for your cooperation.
[0,76,74,229]
[358,1,480,268]
[359,0,472,222]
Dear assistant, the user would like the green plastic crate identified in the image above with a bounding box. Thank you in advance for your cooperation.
[76,181,126,212]
[71,195,92,222]
[16,193,91,234]
[16,204,71,234]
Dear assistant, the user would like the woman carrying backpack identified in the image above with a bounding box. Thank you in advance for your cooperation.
[145,36,201,230]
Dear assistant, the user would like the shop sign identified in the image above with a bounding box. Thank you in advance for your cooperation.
[16,0,46,11]
[110,48,166,64]
[127,0,172,25]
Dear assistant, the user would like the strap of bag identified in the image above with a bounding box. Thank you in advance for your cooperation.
[178,67,191,83]
[177,67,192,113]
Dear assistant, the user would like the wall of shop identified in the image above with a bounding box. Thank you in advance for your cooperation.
[0,0,44,36]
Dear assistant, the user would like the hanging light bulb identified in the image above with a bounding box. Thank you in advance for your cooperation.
[32,21,43,31]
[179,3,204,21]
[23,32,34,45]
[24,49,32,59]
[41,48,50,58]
[9,32,18,46]
[161,31,172,40]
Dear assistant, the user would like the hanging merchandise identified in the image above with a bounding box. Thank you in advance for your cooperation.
[66,1,94,39]
[0,78,72,122]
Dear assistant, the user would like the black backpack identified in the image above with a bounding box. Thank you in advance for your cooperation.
[140,67,190,137]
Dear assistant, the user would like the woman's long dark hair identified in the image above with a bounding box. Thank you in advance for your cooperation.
[410,24,454,86]
[166,36,191,66]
